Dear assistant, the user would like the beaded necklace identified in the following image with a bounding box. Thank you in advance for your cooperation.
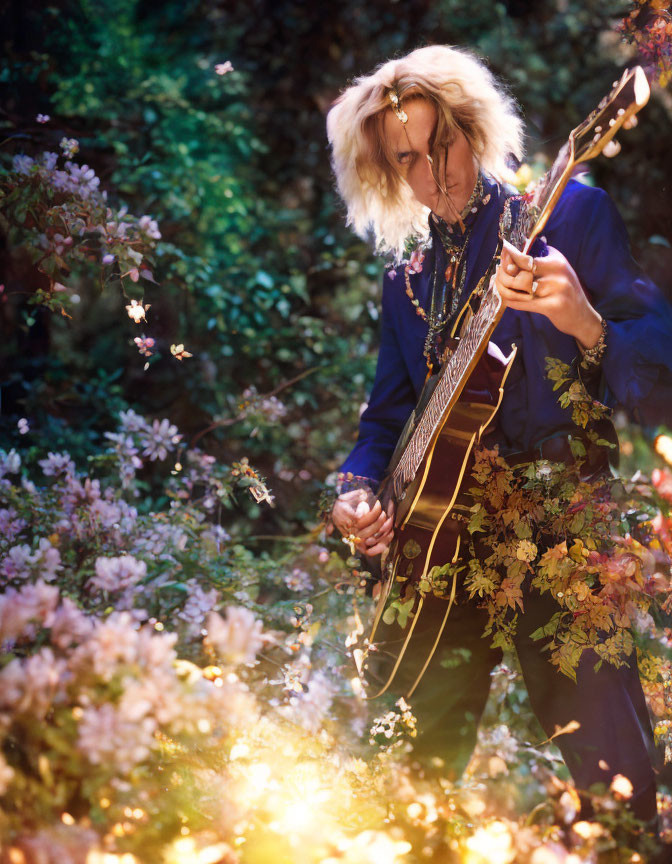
[403,172,491,362]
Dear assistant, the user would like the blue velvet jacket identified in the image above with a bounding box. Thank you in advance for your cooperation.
[340,174,672,483]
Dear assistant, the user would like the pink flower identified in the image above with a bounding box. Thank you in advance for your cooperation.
[215,61,234,75]
[205,606,266,666]
[406,249,425,274]
[134,335,156,358]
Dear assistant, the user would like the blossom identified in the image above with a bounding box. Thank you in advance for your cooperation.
[118,408,149,433]
[38,451,75,477]
[59,136,79,157]
[205,606,266,666]
[610,773,633,799]
[17,418,29,435]
[0,648,65,718]
[77,702,157,773]
[134,335,156,357]
[140,418,181,461]
[12,154,34,174]
[1,544,32,582]
[138,214,161,239]
[406,249,425,274]
[284,567,312,592]
[0,580,60,645]
[170,343,193,361]
[180,580,220,638]
[48,597,94,650]
[0,507,27,543]
[102,252,115,264]
[65,162,100,199]
[36,113,50,123]
[0,448,21,477]
[89,555,147,593]
[125,298,150,323]
[215,60,234,75]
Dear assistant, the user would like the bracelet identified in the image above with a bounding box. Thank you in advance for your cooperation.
[579,317,607,369]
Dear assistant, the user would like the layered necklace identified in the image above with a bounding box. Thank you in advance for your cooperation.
[403,171,491,364]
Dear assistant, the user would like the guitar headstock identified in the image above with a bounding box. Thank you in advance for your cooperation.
[570,66,650,164]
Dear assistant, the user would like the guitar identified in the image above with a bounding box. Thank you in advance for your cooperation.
[357,66,651,700]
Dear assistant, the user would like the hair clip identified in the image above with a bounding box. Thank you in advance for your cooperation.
[388,88,408,124]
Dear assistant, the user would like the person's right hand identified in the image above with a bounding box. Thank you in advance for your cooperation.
[328,489,395,557]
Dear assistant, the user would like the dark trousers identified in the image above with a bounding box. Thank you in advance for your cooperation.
[366,573,659,824]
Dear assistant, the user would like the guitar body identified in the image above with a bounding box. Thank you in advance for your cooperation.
[375,339,517,596]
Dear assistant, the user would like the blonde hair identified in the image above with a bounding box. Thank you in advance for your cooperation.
[326,44,525,261]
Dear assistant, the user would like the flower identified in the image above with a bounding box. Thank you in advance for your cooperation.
[406,249,425,274]
[180,580,220,638]
[610,773,633,800]
[17,418,29,435]
[284,567,312,592]
[140,418,181,461]
[170,343,193,361]
[205,606,266,666]
[38,451,75,477]
[12,154,34,174]
[36,113,50,123]
[0,448,21,477]
[59,137,80,157]
[215,60,234,75]
[134,335,156,357]
[138,214,161,239]
[77,702,157,773]
[125,298,150,323]
[89,555,147,593]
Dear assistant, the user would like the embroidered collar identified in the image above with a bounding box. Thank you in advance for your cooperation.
[430,171,491,251]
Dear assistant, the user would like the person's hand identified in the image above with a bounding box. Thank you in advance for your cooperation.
[327,489,395,556]
[493,238,603,350]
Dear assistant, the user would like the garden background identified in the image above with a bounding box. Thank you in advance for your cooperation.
[1,1,672,862]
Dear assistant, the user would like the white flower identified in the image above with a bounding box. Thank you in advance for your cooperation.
[89,555,147,593]
[125,298,150,323]
[77,702,156,773]
[140,418,181,461]
[32,537,62,581]
[118,408,149,433]
[12,154,34,174]
[610,773,633,799]
[284,567,312,593]
[180,580,220,638]
[36,113,50,123]
[0,648,65,719]
[48,597,94,650]
[138,214,161,239]
[38,451,75,477]
[0,580,60,645]
[17,418,29,435]
[0,449,21,476]
[1,544,33,582]
[205,606,266,666]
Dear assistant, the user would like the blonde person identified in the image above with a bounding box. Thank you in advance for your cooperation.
[326,45,672,855]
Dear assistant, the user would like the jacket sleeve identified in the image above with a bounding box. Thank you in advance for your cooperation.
[572,186,672,427]
[339,277,419,483]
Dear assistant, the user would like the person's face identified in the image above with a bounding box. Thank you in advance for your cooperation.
[382,97,478,224]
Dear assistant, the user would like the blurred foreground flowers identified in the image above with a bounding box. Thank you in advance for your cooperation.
[1,417,672,863]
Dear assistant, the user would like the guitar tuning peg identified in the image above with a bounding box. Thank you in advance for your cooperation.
[623,114,639,130]
[603,138,621,158]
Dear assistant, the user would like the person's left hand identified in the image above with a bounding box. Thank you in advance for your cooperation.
[493,238,603,350]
